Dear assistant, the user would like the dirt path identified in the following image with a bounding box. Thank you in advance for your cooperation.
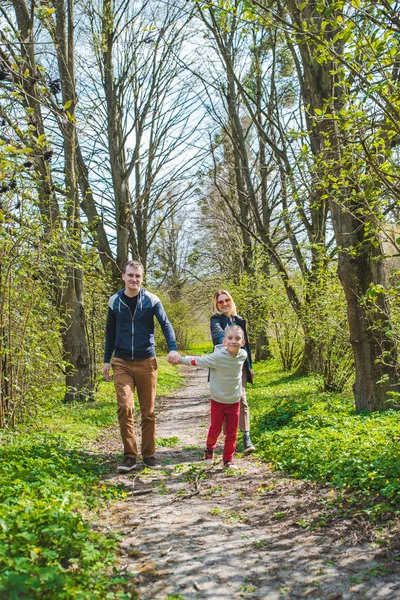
[97,367,399,600]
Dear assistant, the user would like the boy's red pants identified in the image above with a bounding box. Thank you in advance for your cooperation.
[206,399,240,462]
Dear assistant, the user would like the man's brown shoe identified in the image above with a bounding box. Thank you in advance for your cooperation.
[117,457,137,473]
[143,456,161,469]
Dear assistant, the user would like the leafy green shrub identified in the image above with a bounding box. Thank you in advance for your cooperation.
[153,289,208,352]
[229,269,304,370]
[302,268,354,392]
[249,361,400,517]
[0,214,67,427]
[0,360,183,598]
[0,436,132,599]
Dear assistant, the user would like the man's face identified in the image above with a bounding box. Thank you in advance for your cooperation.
[122,267,143,295]
[223,330,245,356]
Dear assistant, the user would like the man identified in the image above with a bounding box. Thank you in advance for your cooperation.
[103,260,180,472]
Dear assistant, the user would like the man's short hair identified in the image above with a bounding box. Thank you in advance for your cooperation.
[123,260,144,274]
[224,324,244,338]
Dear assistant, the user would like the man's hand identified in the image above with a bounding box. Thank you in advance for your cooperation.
[103,363,112,381]
[167,351,181,365]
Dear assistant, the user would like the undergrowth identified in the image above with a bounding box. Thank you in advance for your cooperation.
[248,361,400,521]
[0,358,182,599]
[186,340,214,354]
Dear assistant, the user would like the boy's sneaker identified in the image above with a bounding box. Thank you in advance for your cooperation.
[143,456,161,469]
[117,457,137,473]
[204,448,214,465]
[223,460,238,470]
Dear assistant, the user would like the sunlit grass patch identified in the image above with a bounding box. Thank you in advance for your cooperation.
[156,436,180,447]
[249,361,400,519]
[185,341,214,354]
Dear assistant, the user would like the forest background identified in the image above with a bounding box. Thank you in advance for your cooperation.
[1,1,400,597]
[3,0,400,415]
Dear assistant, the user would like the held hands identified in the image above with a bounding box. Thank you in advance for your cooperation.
[167,351,182,365]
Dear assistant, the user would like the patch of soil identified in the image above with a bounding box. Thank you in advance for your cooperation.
[95,367,400,600]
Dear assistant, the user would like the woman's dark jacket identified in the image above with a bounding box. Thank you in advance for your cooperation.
[210,313,253,383]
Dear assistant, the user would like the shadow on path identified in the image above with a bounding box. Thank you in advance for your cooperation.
[94,367,400,600]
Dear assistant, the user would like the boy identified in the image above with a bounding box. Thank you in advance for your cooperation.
[171,325,247,469]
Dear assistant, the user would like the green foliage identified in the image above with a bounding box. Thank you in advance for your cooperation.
[249,361,400,518]
[227,268,271,350]
[302,266,354,391]
[268,277,304,371]
[0,360,182,598]
[0,435,132,599]
[0,211,66,427]
[156,436,180,447]
[81,249,114,396]
[154,288,208,352]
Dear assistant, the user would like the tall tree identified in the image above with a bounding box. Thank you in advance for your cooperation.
[195,1,330,370]
[78,0,202,285]
[1,0,92,401]
[264,0,400,410]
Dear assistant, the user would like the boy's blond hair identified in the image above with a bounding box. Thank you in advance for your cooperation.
[224,324,244,338]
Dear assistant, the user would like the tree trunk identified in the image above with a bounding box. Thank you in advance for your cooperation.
[54,0,91,401]
[293,333,316,377]
[255,330,271,361]
[336,218,398,411]
[102,0,130,273]
[284,0,398,409]
[75,142,120,285]
[12,0,92,401]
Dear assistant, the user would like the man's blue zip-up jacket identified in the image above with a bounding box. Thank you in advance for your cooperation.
[104,288,177,363]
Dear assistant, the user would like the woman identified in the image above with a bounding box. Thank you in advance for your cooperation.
[210,289,255,454]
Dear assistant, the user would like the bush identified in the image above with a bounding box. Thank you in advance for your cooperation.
[154,287,209,352]
[0,360,183,598]
[0,435,131,599]
[302,268,354,392]
[249,361,400,518]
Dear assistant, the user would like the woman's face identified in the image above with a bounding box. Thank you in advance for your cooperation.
[217,293,232,315]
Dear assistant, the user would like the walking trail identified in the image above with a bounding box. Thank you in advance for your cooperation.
[95,367,399,600]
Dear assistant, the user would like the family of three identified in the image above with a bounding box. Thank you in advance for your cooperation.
[103,260,256,473]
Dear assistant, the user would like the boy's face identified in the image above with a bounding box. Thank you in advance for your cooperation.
[223,330,245,356]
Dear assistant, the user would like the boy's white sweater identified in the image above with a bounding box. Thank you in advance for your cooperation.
[181,344,247,404]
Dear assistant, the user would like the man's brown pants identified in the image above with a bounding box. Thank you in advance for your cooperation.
[111,356,158,459]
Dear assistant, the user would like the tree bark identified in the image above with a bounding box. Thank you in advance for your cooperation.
[102,0,130,273]
[11,0,92,401]
[53,0,91,401]
[284,0,398,409]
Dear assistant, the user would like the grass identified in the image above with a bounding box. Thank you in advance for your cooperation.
[185,340,214,354]
[248,361,400,520]
[0,357,183,599]
[156,436,180,447]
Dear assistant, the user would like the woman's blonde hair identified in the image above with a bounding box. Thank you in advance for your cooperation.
[211,289,237,316]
